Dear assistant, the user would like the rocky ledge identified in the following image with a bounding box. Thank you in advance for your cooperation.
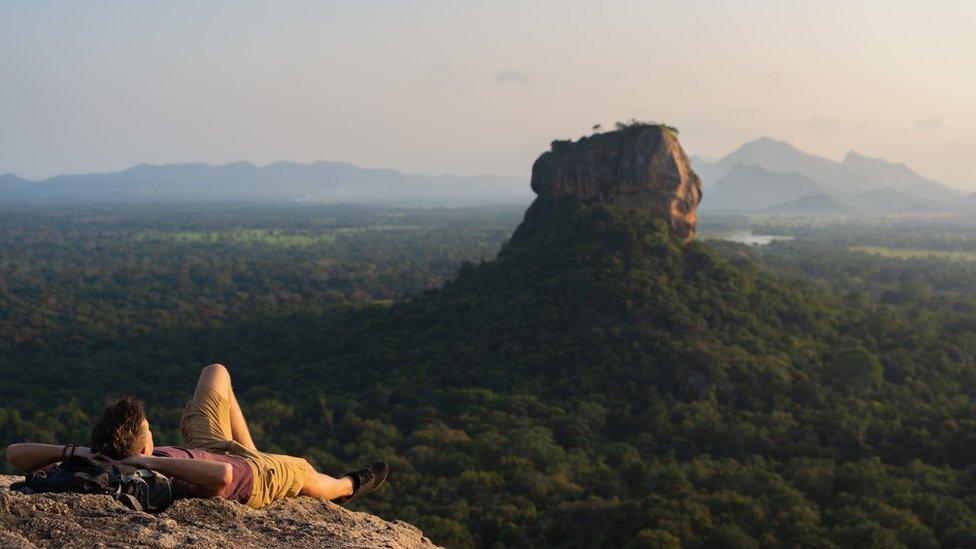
[527,123,702,241]
[0,475,439,549]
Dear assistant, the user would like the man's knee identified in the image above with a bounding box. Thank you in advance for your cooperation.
[198,363,231,398]
[202,363,229,377]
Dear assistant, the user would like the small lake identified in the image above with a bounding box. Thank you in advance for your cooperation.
[701,231,795,246]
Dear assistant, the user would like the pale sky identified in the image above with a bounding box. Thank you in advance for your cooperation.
[2,1,974,190]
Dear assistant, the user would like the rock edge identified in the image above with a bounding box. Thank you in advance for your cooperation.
[0,475,440,549]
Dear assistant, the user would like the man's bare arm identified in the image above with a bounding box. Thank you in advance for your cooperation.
[5,443,93,472]
[121,454,232,496]
[7,444,232,497]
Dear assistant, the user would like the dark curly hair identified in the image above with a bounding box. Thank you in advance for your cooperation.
[90,396,147,459]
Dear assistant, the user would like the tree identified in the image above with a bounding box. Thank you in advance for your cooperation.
[829,346,884,392]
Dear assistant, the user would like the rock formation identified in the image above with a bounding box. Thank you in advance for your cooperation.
[527,123,702,241]
[0,475,440,548]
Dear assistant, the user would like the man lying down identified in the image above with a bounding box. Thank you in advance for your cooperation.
[6,363,388,508]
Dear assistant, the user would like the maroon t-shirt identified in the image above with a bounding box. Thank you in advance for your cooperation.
[152,446,253,504]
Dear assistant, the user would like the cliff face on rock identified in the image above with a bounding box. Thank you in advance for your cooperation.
[526,124,702,241]
[0,475,439,549]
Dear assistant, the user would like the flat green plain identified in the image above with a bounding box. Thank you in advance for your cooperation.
[142,226,422,246]
[850,245,976,261]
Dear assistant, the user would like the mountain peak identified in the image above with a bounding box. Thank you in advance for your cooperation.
[701,163,827,211]
[527,123,702,241]
[731,137,816,160]
[221,160,258,169]
[694,137,962,207]
[842,150,877,163]
[842,149,908,170]
[764,192,847,214]
[0,173,28,185]
[751,136,793,146]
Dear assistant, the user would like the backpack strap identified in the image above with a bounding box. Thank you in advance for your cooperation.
[116,492,145,513]
[112,483,145,513]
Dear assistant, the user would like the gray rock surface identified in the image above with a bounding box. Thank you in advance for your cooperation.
[0,475,439,548]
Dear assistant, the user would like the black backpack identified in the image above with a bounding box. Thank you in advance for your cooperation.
[9,455,173,513]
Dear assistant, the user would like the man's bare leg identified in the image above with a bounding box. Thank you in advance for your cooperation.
[198,363,357,501]
[197,363,258,451]
[299,462,354,500]
[227,390,257,452]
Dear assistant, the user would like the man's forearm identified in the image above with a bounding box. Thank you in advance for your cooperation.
[127,455,232,495]
[5,443,91,472]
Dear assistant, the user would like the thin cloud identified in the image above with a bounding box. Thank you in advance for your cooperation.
[430,64,455,77]
[916,117,943,131]
[808,117,842,131]
[494,69,528,83]
[654,76,700,87]
[760,67,789,80]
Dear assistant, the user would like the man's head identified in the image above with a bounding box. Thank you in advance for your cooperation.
[90,396,155,459]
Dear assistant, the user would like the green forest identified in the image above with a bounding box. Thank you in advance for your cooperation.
[4,203,976,548]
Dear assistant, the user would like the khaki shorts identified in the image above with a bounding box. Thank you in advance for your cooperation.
[179,386,310,509]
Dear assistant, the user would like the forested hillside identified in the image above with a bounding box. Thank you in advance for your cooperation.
[3,204,976,547]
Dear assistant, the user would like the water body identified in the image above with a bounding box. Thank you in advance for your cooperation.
[701,231,795,246]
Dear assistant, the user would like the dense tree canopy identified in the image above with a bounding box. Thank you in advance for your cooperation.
[3,203,976,547]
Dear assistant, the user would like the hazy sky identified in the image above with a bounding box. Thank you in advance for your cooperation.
[2,1,974,189]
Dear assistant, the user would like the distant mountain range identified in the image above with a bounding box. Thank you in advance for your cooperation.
[764,193,848,214]
[0,161,530,205]
[693,138,969,213]
[2,140,972,212]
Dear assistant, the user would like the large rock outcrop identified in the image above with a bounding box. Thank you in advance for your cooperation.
[0,475,440,548]
[526,123,702,241]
